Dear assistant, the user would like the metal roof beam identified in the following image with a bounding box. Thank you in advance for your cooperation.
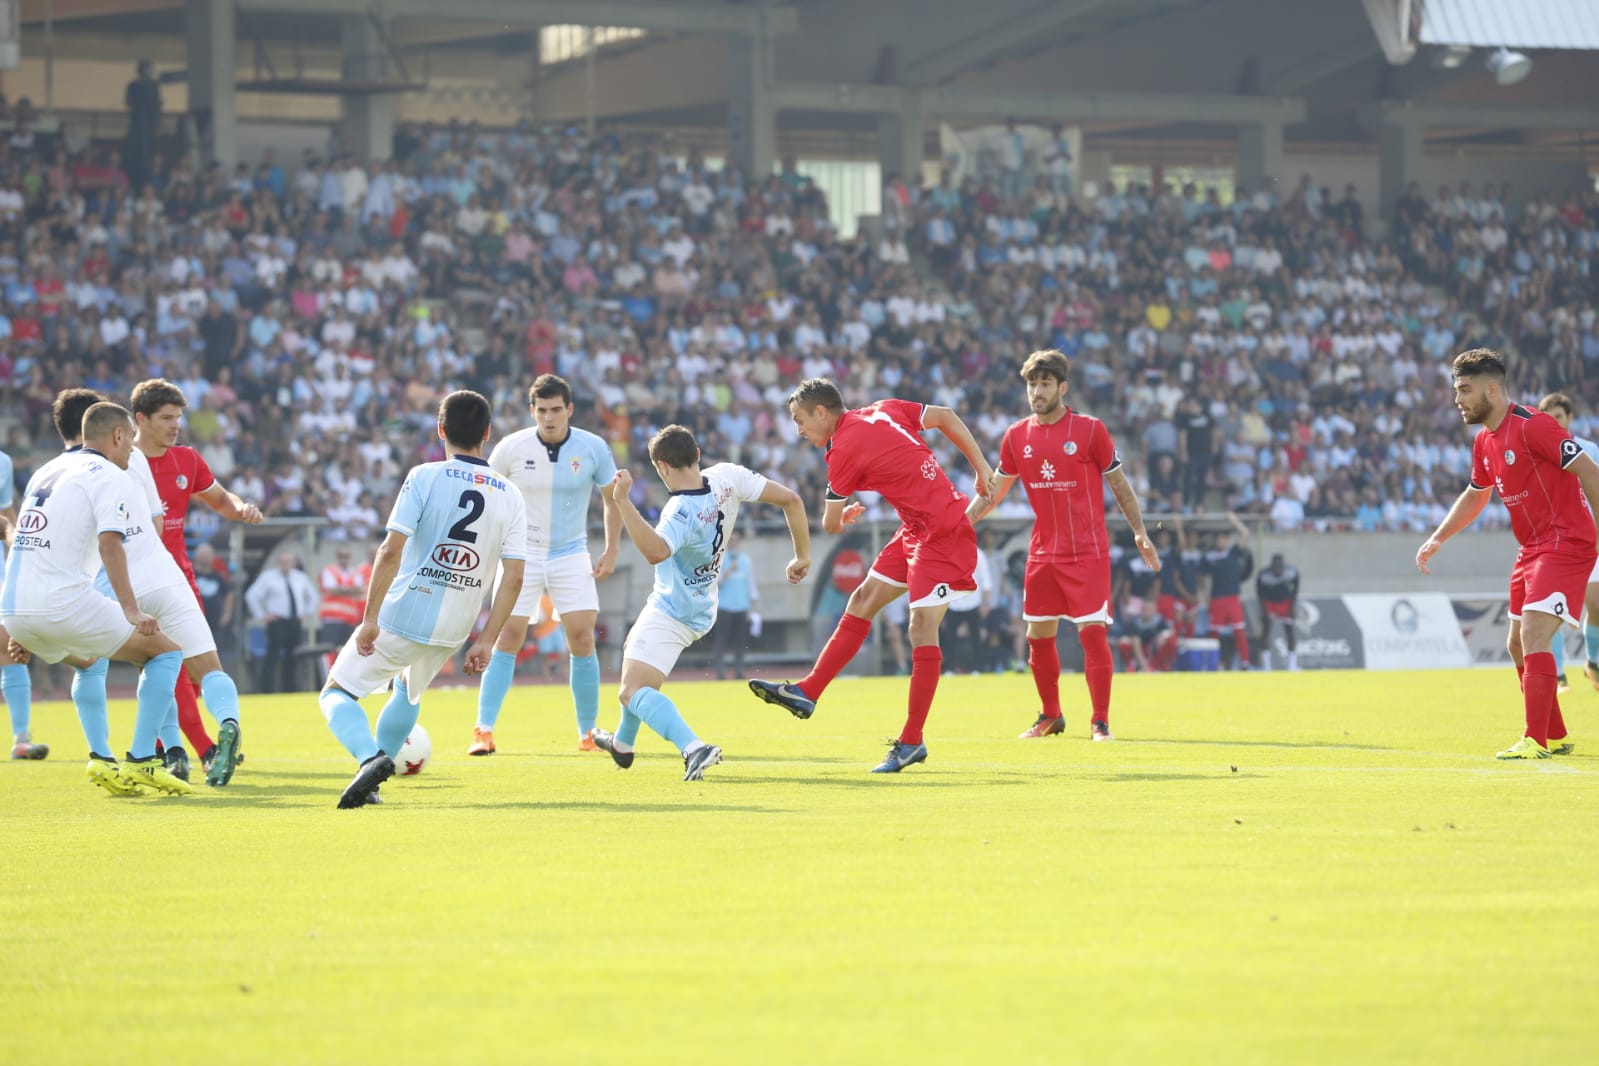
[238,0,798,36]
[774,82,1307,126]
[1363,101,1599,130]
[900,0,1108,86]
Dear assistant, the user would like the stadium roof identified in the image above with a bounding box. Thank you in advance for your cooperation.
[1418,0,1599,51]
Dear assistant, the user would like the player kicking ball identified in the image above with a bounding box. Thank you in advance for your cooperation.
[318,392,527,808]
[1417,350,1599,759]
[589,426,810,781]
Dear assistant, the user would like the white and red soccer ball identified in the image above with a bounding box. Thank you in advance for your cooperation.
[395,725,431,776]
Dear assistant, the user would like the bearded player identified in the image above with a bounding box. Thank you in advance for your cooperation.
[129,379,263,772]
[1417,350,1599,758]
[969,349,1160,741]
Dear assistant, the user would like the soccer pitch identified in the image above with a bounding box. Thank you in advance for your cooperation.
[3,669,1596,1065]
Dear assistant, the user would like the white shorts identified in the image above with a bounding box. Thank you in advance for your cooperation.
[507,552,599,619]
[3,594,134,665]
[326,628,457,700]
[140,583,216,659]
[622,604,706,677]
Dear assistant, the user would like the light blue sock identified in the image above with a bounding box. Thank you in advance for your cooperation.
[627,687,699,754]
[72,659,111,757]
[199,670,241,727]
[375,675,421,757]
[475,650,515,729]
[319,687,379,763]
[130,651,184,759]
[1551,629,1567,680]
[570,653,600,737]
[157,696,184,751]
[1586,624,1599,665]
[3,662,31,738]
[616,703,642,748]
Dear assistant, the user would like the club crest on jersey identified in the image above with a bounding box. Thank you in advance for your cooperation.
[1504,449,1516,465]
[1064,441,1079,455]
[920,457,938,481]
[176,474,189,489]
[570,457,582,474]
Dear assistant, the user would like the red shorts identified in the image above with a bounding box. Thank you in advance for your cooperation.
[1155,594,1185,621]
[1023,556,1112,624]
[1510,551,1594,628]
[1209,595,1246,631]
[869,522,977,609]
[1262,599,1294,622]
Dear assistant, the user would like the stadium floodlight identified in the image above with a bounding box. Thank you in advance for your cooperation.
[1486,47,1532,86]
[1431,44,1473,69]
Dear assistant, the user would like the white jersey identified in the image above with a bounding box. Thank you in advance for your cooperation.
[2,449,136,617]
[645,462,769,634]
[488,425,616,560]
[93,447,189,598]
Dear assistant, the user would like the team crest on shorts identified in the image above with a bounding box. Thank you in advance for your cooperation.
[176,474,188,489]
[1064,441,1079,455]
[1504,449,1516,465]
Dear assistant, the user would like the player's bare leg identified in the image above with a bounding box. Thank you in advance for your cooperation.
[2,622,46,760]
[750,576,906,718]
[1501,612,1567,758]
[560,608,603,750]
[1020,618,1066,738]
[470,615,531,754]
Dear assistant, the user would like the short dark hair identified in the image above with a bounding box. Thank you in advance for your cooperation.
[438,390,492,450]
[1452,348,1507,383]
[787,377,844,414]
[52,388,107,444]
[1020,349,1071,383]
[82,402,134,443]
[648,425,699,470]
[1539,392,1575,418]
[129,378,187,418]
[529,374,573,407]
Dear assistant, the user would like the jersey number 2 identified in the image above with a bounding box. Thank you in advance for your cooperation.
[449,490,485,543]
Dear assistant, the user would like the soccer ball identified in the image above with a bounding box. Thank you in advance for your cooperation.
[395,725,431,776]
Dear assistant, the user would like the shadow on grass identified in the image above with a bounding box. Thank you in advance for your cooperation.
[1091,771,1270,783]
[714,773,1033,789]
[1134,737,1398,753]
[388,799,795,815]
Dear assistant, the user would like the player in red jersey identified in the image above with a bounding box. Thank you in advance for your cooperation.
[129,380,264,769]
[1417,350,1599,758]
[748,378,994,773]
[968,349,1160,741]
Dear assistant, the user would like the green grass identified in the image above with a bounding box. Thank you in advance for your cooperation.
[4,668,1598,1065]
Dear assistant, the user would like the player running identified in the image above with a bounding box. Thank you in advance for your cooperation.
[1255,553,1301,671]
[589,426,810,780]
[1417,350,1599,759]
[968,349,1160,741]
[2,403,192,796]
[319,391,527,808]
[1535,393,1599,692]
[748,377,994,773]
[468,374,620,756]
[0,444,45,760]
[129,379,263,774]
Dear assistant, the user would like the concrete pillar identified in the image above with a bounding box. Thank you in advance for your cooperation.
[341,15,396,162]
[1378,120,1423,226]
[877,89,925,184]
[185,0,237,170]
[1236,120,1282,194]
[726,19,776,180]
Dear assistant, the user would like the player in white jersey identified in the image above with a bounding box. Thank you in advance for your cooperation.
[589,425,811,781]
[469,374,620,756]
[1,403,192,796]
[320,391,528,808]
[0,444,46,760]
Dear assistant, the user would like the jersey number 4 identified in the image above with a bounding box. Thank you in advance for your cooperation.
[448,490,485,543]
[26,469,66,508]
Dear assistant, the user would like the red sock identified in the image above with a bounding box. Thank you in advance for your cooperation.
[1079,624,1113,725]
[1233,625,1250,667]
[901,645,942,746]
[175,672,214,753]
[798,613,872,700]
[1548,693,1567,742]
[1521,651,1557,747]
[1028,636,1062,718]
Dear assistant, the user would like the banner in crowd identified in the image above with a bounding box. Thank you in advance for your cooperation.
[1342,593,1472,670]
[1256,597,1365,670]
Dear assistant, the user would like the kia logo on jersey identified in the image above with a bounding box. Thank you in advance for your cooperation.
[431,543,481,572]
[17,510,46,533]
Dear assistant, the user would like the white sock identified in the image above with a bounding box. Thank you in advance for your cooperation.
[683,739,706,756]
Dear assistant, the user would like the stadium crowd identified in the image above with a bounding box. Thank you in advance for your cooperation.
[3,116,1598,562]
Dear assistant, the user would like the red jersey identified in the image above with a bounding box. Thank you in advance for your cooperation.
[997,408,1121,562]
[825,399,970,540]
[1469,404,1596,558]
[144,445,217,574]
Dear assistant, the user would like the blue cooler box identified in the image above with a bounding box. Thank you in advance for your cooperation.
[1177,637,1220,672]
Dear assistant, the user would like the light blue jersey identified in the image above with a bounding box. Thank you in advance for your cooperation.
[647,463,768,634]
[0,449,13,511]
[379,454,527,647]
[489,425,616,560]
[1576,435,1599,467]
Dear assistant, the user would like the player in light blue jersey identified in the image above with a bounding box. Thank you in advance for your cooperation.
[1539,393,1599,692]
[0,445,46,760]
[320,390,528,808]
[470,374,620,756]
[590,425,811,781]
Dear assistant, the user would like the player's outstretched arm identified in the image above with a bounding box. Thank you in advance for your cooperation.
[608,470,672,564]
[821,497,865,535]
[197,481,264,524]
[356,530,407,654]
[922,406,995,498]
[99,532,159,635]
[1416,486,1491,575]
[969,472,1018,522]
[466,558,526,674]
[1105,467,1160,571]
[758,481,811,584]
[594,491,622,579]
